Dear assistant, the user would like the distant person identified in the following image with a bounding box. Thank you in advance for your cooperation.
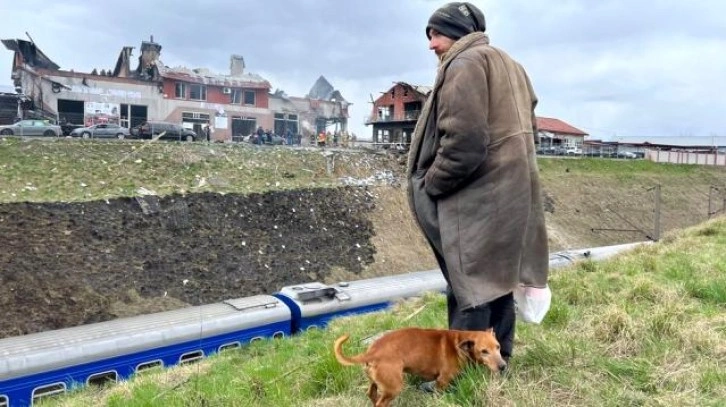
[407,2,549,369]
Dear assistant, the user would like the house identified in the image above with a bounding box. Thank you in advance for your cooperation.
[2,37,348,142]
[536,117,588,151]
[365,82,431,146]
[366,82,588,152]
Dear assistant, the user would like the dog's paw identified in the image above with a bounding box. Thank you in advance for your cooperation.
[418,381,437,393]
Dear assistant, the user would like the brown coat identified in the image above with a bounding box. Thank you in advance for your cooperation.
[407,32,548,310]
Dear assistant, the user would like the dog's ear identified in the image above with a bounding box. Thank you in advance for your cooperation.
[485,327,495,335]
[459,340,475,352]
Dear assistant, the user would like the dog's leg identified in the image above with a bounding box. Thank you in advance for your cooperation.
[435,370,457,391]
[369,363,404,407]
[366,382,378,406]
[375,393,396,407]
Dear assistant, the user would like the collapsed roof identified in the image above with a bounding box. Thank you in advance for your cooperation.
[307,75,347,103]
[1,39,60,70]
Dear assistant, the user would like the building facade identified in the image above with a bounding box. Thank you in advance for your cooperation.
[2,37,348,142]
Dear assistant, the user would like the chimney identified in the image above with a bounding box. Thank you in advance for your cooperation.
[230,55,245,76]
[140,35,162,69]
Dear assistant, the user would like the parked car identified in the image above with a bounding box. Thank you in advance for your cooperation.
[131,121,196,142]
[70,123,130,139]
[615,151,637,159]
[565,147,583,156]
[0,119,61,137]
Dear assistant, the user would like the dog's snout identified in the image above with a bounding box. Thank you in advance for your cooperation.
[498,362,507,372]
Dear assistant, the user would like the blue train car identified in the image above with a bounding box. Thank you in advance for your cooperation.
[274,270,447,332]
[0,295,290,407]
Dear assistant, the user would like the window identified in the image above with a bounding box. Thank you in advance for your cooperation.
[243,90,255,106]
[87,371,118,387]
[189,84,207,101]
[231,89,243,104]
[219,342,241,352]
[32,383,66,403]
[180,350,204,365]
[136,360,163,373]
[175,82,186,98]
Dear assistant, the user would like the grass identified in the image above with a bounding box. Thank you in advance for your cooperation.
[0,138,398,203]
[45,217,726,407]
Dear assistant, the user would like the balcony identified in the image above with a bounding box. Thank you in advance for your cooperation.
[366,110,421,125]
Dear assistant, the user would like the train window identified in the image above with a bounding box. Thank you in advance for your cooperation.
[273,331,285,339]
[87,371,118,386]
[180,350,204,365]
[32,382,66,403]
[249,336,264,343]
[136,360,164,373]
[218,342,241,352]
[0,395,7,407]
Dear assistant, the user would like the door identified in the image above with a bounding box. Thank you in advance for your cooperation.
[95,124,108,137]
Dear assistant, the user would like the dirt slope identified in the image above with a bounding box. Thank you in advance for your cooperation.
[1,152,724,339]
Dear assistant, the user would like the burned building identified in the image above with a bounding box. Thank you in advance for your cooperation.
[2,37,348,141]
[366,82,430,147]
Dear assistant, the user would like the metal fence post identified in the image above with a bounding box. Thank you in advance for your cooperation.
[654,184,661,241]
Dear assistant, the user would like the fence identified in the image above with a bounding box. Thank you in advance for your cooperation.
[647,149,726,166]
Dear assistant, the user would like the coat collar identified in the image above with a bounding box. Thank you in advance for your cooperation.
[406,32,490,175]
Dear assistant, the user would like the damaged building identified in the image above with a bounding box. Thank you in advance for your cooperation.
[366,81,430,146]
[2,37,349,141]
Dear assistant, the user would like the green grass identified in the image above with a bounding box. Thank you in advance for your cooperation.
[44,217,726,406]
[0,138,396,203]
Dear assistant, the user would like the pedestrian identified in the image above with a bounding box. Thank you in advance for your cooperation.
[407,2,549,367]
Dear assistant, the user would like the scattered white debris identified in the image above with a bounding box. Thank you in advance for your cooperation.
[134,159,142,163]
[80,182,88,188]
[242,241,246,246]
[136,187,158,196]
[339,170,398,186]
[183,279,189,286]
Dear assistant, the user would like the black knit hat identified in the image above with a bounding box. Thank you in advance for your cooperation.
[426,2,486,40]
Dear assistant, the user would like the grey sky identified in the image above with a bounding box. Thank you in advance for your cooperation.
[2,0,725,143]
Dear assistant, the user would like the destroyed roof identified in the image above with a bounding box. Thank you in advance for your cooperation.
[158,65,271,89]
[1,39,60,70]
[395,82,432,96]
[307,75,347,102]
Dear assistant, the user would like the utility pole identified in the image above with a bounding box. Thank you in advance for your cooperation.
[654,184,661,241]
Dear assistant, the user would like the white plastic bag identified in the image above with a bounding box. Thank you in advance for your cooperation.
[513,285,552,324]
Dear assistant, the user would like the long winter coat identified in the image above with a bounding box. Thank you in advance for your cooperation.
[407,32,549,310]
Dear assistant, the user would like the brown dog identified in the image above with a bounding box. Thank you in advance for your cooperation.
[334,327,506,407]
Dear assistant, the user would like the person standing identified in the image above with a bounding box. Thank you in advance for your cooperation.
[407,2,549,363]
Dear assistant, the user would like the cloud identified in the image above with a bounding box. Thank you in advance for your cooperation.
[1,0,725,142]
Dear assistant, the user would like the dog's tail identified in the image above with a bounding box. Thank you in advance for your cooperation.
[333,334,367,366]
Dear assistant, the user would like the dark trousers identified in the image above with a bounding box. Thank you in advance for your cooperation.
[435,252,516,360]
[446,288,515,361]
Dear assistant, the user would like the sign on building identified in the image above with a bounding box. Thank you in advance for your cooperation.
[84,102,120,126]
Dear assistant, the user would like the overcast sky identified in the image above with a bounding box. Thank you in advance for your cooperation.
[2,0,725,143]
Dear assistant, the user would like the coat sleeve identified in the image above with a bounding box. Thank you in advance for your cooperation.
[424,56,489,198]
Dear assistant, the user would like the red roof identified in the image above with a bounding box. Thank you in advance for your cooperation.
[536,117,588,136]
